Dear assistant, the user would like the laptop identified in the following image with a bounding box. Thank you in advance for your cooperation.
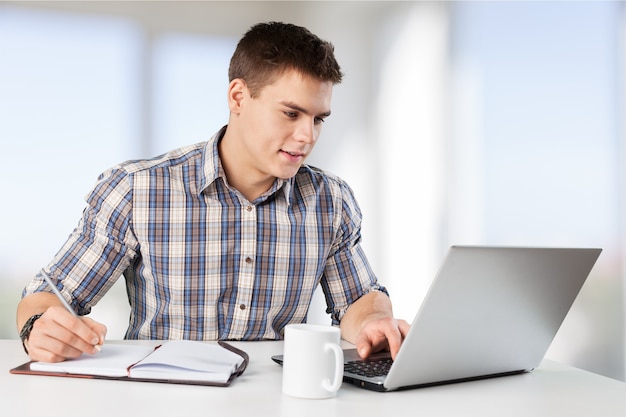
[272,246,602,391]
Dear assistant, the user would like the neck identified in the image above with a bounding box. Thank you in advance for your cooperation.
[218,129,274,202]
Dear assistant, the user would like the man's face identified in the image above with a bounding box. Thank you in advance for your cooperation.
[234,69,333,181]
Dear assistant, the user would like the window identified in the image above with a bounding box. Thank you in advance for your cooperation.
[151,33,236,154]
[0,6,141,337]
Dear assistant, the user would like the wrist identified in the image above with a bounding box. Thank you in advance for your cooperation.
[19,313,43,354]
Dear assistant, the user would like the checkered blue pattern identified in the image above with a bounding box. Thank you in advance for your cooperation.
[24,127,385,340]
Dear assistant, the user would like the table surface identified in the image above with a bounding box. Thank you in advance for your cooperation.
[3,339,626,416]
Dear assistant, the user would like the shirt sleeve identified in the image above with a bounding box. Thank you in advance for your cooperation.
[22,167,139,315]
[320,179,388,325]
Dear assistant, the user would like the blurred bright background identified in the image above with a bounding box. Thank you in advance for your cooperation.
[0,1,624,381]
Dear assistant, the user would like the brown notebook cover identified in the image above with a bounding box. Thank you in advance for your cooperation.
[10,340,248,387]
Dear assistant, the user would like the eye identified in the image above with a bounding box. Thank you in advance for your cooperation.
[314,117,326,125]
[284,111,298,119]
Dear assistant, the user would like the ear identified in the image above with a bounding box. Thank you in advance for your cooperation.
[227,78,247,114]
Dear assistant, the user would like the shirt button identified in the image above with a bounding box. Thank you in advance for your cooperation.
[239,304,246,310]
[246,205,253,212]
[245,256,253,264]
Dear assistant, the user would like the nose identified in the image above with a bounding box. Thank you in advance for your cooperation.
[293,117,316,144]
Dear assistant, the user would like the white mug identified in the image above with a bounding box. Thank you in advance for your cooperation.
[282,323,344,399]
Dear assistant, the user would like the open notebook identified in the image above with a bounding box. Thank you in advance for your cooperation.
[11,340,248,387]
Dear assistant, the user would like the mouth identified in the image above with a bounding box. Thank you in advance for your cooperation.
[280,149,306,162]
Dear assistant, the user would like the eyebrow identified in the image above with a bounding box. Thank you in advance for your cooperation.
[281,101,332,118]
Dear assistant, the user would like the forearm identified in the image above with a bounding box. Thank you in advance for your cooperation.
[339,291,393,343]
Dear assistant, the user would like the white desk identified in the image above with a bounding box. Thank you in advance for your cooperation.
[2,339,626,416]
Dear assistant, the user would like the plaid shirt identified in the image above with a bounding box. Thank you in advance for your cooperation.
[24,127,385,340]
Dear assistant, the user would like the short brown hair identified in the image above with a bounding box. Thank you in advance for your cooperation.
[228,22,343,97]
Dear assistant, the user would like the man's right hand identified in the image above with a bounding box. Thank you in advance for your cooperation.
[17,293,106,362]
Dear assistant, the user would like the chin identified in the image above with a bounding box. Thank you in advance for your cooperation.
[275,169,300,180]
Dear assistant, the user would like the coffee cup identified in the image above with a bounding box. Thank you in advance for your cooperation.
[281,323,344,399]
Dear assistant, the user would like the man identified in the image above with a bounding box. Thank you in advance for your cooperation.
[17,22,409,363]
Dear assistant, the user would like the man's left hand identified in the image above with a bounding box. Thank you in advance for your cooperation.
[354,316,410,360]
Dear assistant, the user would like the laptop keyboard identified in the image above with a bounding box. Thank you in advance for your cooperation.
[344,357,393,378]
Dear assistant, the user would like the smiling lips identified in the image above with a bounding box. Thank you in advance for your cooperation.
[281,149,306,162]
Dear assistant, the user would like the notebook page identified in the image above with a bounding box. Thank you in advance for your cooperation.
[128,340,244,383]
[30,344,155,377]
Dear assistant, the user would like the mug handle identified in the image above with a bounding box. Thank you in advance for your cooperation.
[322,343,344,393]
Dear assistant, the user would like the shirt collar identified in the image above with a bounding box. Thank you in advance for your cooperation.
[199,126,293,205]
[199,126,227,195]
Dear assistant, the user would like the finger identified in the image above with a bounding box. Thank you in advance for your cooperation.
[82,317,108,347]
[355,317,396,359]
[49,307,102,350]
[384,320,405,361]
[26,315,84,362]
[30,307,101,359]
[398,319,411,338]
[355,330,373,359]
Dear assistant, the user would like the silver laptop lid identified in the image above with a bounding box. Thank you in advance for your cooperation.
[383,246,601,391]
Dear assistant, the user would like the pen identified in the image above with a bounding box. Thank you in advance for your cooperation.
[41,272,102,352]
